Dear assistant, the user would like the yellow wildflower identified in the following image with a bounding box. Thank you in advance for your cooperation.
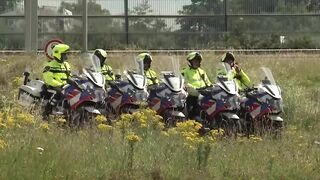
[140,123,147,128]
[57,118,67,124]
[157,122,165,129]
[194,137,205,144]
[6,116,16,128]
[120,113,133,122]
[126,132,142,143]
[207,136,216,143]
[176,120,202,133]
[186,136,194,142]
[39,122,50,132]
[154,115,163,122]
[95,115,107,124]
[97,124,113,132]
[16,113,35,126]
[249,135,263,142]
[210,129,225,138]
[143,108,157,116]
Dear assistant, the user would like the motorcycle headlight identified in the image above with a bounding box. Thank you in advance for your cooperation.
[228,95,240,109]
[171,93,186,107]
[135,90,148,101]
[270,99,283,113]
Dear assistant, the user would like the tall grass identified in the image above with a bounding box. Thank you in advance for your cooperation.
[0,52,319,179]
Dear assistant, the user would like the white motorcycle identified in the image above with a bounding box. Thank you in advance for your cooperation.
[18,53,106,127]
[197,63,241,136]
[240,67,284,136]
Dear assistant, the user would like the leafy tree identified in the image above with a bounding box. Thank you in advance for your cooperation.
[306,0,320,12]
[178,0,320,49]
[176,0,225,49]
[128,0,173,49]
[0,0,22,14]
[53,0,124,49]
[0,0,24,49]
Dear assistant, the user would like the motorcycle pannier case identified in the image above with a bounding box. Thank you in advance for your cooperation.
[18,80,44,106]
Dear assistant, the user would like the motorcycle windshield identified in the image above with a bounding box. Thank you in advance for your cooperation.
[260,67,276,85]
[160,56,184,92]
[215,62,237,95]
[80,53,105,88]
[91,54,102,73]
[126,71,146,90]
[259,67,281,99]
[121,56,147,89]
[216,62,232,79]
[79,53,102,72]
[134,56,145,76]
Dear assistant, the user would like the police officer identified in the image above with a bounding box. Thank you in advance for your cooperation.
[181,52,211,120]
[137,53,159,86]
[221,52,251,90]
[42,43,71,119]
[93,49,115,82]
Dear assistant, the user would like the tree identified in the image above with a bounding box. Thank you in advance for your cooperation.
[0,0,22,14]
[177,0,320,49]
[128,0,173,49]
[55,0,124,49]
[0,0,23,49]
[176,0,225,49]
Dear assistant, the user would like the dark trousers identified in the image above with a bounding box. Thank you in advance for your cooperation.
[42,86,63,120]
[186,95,199,119]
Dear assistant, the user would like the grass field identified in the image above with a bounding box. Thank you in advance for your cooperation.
[0,52,319,179]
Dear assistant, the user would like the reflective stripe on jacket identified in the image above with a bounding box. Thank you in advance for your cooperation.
[42,60,71,87]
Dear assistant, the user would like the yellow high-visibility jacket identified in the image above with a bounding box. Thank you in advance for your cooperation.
[101,64,115,81]
[43,60,71,87]
[145,69,159,86]
[181,67,211,89]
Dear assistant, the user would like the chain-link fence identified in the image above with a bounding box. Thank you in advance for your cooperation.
[1,0,320,51]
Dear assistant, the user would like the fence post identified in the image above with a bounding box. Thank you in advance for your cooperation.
[82,0,88,52]
[25,0,38,52]
[224,0,228,32]
[124,0,129,46]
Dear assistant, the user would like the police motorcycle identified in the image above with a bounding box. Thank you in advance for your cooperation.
[194,63,241,136]
[147,57,188,127]
[104,56,149,119]
[240,67,283,136]
[18,53,106,127]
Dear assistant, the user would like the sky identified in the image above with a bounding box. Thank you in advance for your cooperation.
[37,0,191,15]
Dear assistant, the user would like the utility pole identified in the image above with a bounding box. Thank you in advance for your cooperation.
[124,0,129,46]
[25,0,38,52]
[82,0,88,52]
[224,0,228,32]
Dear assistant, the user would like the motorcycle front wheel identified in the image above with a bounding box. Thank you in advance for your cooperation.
[67,106,95,128]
